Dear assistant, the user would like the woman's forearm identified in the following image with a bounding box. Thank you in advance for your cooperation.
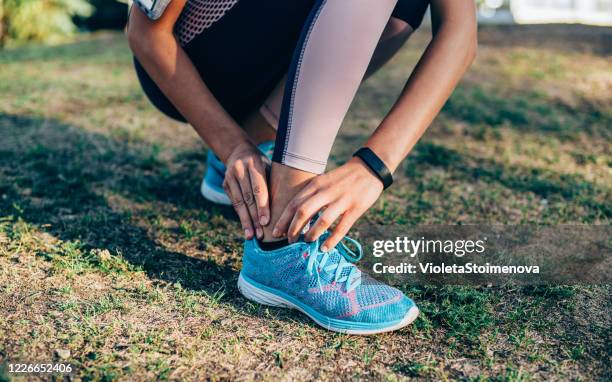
[365,0,477,172]
[128,25,250,163]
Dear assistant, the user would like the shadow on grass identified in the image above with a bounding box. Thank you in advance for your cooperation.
[0,112,374,330]
[2,113,609,340]
[358,73,611,142]
[405,142,611,219]
[0,113,245,299]
[441,86,612,141]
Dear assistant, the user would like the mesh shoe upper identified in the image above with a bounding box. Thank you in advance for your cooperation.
[242,238,414,323]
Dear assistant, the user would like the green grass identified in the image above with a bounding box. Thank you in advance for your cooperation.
[0,25,610,381]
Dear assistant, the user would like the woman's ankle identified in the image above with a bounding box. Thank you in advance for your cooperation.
[261,162,316,242]
[242,111,276,145]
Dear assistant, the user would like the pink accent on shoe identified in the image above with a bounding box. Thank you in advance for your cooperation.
[307,281,339,294]
[337,293,403,319]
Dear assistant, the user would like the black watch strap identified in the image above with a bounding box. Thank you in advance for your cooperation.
[353,147,393,190]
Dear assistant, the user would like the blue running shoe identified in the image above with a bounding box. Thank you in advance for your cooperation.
[238,235,419,334]
[200,141,275,205]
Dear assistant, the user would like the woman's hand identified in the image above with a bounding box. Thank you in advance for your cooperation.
[223,142,271,240]
[273,158,384,251]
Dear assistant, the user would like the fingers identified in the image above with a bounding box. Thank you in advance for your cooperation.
[272,185,318,239]
[223,176,255,239]
[236,171,262,239]
[322,212,359,251]
[248,160,270,227]
[286,193,330,243]
[303,202,345,243]
[226,158,269,239]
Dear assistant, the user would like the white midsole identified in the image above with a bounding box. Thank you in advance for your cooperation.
[237,273,419,335]
[200,178,232,205]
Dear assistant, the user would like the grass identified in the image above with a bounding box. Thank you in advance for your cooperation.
[0,25,611,381]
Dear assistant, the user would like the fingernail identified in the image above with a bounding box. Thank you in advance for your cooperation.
[272,228,279,237]
[256,227,263,238]
[260,215,269,226]
[245,229,252,238]
[321,245,328,252]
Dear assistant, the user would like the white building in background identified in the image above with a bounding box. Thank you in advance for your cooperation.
[479,0,612,25]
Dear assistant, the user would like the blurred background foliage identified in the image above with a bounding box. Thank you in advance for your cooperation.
[0,0,488,47]
[1,0,609,46]
[0,0,127,47]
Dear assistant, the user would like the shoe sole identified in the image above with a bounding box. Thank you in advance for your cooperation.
[200,178,232,206]
[238,273,419,335]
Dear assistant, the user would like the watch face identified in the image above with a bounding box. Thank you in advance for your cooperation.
[139,0,156,11]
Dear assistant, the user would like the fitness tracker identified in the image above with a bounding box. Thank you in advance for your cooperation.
[353,147,393,190]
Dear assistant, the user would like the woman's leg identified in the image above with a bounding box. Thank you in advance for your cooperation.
[261,0,400,241]
[257,21,416,239]
[241,111,277,145]
[258,17,415,131]
[249,18,415,225]
[256,18,415,240]
[250,16,417,241]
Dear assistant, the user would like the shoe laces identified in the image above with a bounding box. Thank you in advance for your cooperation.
[305,236,363,293]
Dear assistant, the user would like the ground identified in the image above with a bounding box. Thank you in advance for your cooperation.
[0,24,610,381]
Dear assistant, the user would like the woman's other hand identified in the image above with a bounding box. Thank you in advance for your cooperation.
[223,143,271,240]
[272,158,384,251]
